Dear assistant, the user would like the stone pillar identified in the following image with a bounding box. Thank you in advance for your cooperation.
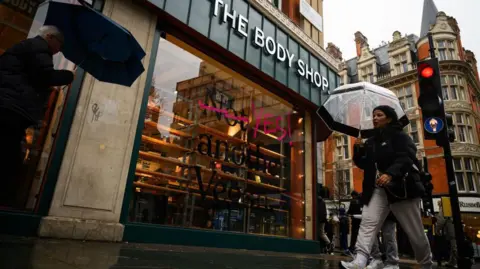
[304,112,314,240]
[38,0,157,242]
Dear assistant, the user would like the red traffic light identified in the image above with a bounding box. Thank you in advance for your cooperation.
[419,63,434,78]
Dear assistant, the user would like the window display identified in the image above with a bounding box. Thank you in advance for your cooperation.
[128,35,307,238]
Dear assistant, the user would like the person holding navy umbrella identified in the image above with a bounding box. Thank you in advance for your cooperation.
[0,25,74,207]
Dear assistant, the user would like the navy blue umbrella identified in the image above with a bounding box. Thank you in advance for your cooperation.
[36,0,146,87]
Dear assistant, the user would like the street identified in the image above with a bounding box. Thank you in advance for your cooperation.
[0,235,452,269]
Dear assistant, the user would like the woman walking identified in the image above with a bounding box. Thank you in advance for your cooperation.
[341,105,432,269]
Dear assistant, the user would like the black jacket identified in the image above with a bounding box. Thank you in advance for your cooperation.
[353,123,421,205]
[317,197,327,223]
[0,36,74,123]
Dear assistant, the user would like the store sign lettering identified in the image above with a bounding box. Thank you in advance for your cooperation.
[213,0,329,91]
[459,201,480,208]
[199,99,293,145]
[193,167,274,210]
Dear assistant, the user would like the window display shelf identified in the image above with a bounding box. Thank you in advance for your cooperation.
[248,169,286,181]
[136,168,189,183]
[194,124,246,144]
[197,154,247,169]
[144,121,192,138]
[139,151,190,167]
[147,107,194,125]
[200,168,246,183]
[141,135,191,152]
[249,144,285,159]
[246,180,286,192]
[134,181,188,195]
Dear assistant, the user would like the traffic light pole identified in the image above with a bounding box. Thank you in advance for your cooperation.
[427,33,472,268]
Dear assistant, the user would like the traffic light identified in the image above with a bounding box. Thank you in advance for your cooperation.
[417,58,445,141]
[445,113,456,143]
[421,157,434,216]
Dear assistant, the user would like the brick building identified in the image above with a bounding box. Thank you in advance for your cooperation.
[322,0,480,235]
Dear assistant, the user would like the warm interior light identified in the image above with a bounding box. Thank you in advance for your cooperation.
[298,118,303,124]
[420,66,434,78]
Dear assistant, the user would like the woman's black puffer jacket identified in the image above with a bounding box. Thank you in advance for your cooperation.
[353,123,423,205]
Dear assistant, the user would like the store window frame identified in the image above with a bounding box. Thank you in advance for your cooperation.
[0,0,104,227]
[120,26,310,240]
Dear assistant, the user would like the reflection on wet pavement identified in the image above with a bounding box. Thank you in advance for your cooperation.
[0,236,418,269]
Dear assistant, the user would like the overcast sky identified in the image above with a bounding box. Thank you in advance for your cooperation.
[323,0,479,62]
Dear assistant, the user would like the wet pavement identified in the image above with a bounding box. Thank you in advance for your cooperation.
[0,235,432,269]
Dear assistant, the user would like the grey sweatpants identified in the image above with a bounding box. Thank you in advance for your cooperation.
[371,219,399,265]
[356,188,432,268]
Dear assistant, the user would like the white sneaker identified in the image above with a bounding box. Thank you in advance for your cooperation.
[383,265,400,269]
[341,260,366,269]
[365,259,384,269]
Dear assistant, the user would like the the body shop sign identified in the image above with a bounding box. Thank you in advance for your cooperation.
[213,0,329,92]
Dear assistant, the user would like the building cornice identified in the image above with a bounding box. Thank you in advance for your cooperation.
[450,143,480,157]
[376,69,417,88]
[250,0,341,71]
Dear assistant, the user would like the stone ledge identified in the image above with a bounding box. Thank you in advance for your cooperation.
[39,216,124,242]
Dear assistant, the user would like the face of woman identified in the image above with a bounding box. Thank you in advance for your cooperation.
[372,109,391,128]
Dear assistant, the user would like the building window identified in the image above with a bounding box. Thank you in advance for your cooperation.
[131,34,307,238]
[361,65,374,83]
[393,53,408,74]
[454,157,479,193]
[441,75,466,101]
[453,113,475,143]
[404,120,419,144]
[269,0,282,9]
[393,85,414,110]
[437,40,456,60]
[336,169,351,198]
[335,135,349,160]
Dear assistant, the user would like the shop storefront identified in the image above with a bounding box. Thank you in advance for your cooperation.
[1,0,340,254]
[118,0,340,252]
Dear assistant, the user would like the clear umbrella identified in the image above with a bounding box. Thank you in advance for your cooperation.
[317,82,409,138]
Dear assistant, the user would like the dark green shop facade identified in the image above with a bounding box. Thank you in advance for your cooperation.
[0,0,340,254]
[120,0,340,253]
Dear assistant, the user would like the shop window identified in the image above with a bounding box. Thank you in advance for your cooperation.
[129,34,307,239]
[453,113,476,143]
[437,40,456,61]
[335,135,349,160]
[393,84,414,110]
[0,0,86,210]
[441,75,466,101]
[404,120,419,144]
[454,157,479,193]
[335,169,350,199]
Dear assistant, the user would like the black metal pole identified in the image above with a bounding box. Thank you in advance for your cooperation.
[428,33,472,268]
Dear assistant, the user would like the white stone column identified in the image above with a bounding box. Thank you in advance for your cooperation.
[304,112,314,240]
[39,0,157,241]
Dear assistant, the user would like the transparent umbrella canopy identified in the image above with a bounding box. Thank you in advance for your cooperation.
[317,82,409,138]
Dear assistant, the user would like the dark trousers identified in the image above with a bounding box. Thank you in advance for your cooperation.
[0,108,30,207]
[340,232,349,251]
[349,219,360,251]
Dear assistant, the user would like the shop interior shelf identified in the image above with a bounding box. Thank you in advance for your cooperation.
[139,151,191,167]
[247,169,286,181]
[136,168,189,183]
[144,121,192,138]
[141,135,191,152]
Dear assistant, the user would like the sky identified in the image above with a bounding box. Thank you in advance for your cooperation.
[323,0,480,62]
